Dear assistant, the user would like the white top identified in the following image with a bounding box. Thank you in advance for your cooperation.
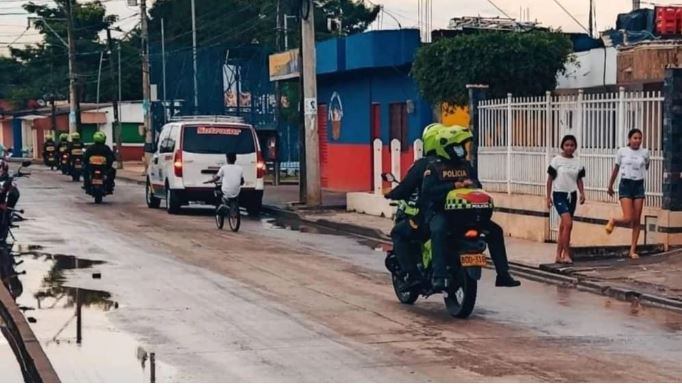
[548,155,585,193]
[615,146,650,181]
[216,164,243,198]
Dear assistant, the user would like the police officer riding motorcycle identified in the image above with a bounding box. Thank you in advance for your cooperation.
[57,132,70,174]
[43,136,58,169]
[67,132,85,181]
[384,124,519,318]
[83,131,116,202]
[421,126,520,292]
[384,123,442,289]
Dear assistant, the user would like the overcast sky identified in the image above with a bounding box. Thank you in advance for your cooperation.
[0,0,672,54]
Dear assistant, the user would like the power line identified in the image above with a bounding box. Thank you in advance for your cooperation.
[550,0,591,34]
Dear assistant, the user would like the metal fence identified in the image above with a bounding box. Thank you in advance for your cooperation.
[478,89,664,208]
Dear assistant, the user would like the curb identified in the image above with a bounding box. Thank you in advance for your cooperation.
[117,174,145,186]
[263,204,682,313]
[0,284,60,382]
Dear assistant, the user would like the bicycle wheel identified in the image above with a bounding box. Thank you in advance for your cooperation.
[228,201,241,232]
[215,207,225,230]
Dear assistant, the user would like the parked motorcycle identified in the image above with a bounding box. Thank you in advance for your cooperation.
[84,156,111,204]
[383,172,492,319]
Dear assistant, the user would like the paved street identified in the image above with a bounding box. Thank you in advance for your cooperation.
[3,166,682,382]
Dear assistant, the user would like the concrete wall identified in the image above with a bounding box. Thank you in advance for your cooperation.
[557,47,618,90]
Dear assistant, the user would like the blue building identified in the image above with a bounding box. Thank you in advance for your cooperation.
[315,29,432,191]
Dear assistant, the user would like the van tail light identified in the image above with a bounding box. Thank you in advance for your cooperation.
[173,149,183,177]
[256,151,265,179]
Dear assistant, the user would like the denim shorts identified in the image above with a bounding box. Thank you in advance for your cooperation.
[619,179,645,200]
[553,191,577,217]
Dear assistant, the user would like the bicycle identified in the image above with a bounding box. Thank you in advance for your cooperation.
[208,181,241,232]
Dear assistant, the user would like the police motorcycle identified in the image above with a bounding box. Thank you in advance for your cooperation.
[382,172,494,319]
[84,155,110,204]
[44,142,58,170]
[70,148,84,182]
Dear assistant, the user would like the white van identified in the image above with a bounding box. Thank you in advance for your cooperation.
[145,116,265,215]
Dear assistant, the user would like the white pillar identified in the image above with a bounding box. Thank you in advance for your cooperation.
[373,138,382,195]
[390,139,401,189]
[413,138,423,161]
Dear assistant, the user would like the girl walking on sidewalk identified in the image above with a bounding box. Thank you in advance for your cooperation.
[546,135,586,264]
[606,128,650,259]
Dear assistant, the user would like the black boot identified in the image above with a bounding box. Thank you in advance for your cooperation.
[496,273,521,287]
[431,277,449,292]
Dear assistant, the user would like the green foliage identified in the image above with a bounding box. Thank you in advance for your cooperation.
[411,31,575,106]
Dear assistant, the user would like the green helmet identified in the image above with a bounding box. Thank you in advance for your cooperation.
[93,131,106,144]
[422,123,444,156]
[433,125,473,161]
[59,133,69,141]
[70,132,80,141]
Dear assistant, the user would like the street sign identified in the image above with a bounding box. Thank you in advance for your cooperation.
[304,98,317,116]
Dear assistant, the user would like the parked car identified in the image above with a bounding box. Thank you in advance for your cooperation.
[145,116,265,215]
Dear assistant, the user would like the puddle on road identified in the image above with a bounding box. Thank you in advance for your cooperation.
[12,245,172,382]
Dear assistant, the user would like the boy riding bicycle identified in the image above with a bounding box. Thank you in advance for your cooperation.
[207,152,244,202]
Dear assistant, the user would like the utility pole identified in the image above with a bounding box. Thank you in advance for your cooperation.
[301,0,321,206]
[588,0,594,37]
[191,0,199,114]
[273,0,282,186]
[117,43,123,170]
[141,0,153,167]
[64,0,79,134]
[107,28,121,167]
[161,18,167,103]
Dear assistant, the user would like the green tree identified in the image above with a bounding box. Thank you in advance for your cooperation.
[411,31,574,106]
[4,1,140,108]
[147,0,380,47]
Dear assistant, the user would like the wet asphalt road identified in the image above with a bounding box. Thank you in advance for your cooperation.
[4,166,682,382]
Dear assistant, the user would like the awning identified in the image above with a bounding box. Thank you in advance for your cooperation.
[18,114,48,121]
[81,110,107,124]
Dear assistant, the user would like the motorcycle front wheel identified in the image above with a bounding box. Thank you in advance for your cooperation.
[386,252,419,305]
[444,269,477,319]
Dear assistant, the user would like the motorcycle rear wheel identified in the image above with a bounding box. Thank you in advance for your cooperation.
[444,269,477,319]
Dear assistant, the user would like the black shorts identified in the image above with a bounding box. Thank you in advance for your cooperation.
[553,191,577,217]
[619,179,645,200]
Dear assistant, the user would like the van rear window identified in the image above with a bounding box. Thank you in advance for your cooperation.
[182,126,255,154]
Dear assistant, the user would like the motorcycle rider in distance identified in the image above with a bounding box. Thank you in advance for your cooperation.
[43,135,57,166]
[57,132,69,157]
[66,132,83,173]
[384,123,443,289]
[421,126,520,292]
[83,131,116,193]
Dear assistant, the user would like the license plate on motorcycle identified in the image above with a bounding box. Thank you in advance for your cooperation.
[92,179,103,185]
[460,254,487,267]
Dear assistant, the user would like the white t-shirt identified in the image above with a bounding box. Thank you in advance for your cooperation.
[615,146,650,181]
[216,164,243,198]
[548,155,585,193]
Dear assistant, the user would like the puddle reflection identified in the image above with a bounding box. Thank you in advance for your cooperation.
[12,245,172,382]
